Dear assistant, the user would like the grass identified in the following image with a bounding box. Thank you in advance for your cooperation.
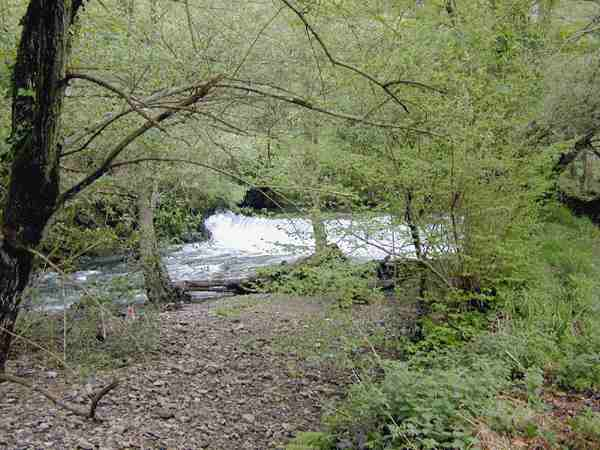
[271,296,414,372]
[14,298,160,381]
[213,301,254,319]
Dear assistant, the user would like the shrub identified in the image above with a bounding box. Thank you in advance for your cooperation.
[556,352,600,392]
[569,408,600,449]
[285,432,335,450]
[258,255,383,307]
[327,360,510,449]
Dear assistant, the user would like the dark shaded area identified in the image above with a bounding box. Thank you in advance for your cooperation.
[238,187,290,211]
[560,193,600,225]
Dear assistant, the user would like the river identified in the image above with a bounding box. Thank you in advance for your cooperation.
[25,211,418,311]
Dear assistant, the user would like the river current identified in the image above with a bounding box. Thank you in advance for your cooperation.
[26,211,417,311]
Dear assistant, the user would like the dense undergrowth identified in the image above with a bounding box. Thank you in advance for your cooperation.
[286,205,600,449]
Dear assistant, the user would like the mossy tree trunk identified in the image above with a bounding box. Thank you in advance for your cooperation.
[310,191,328,254]
[0,0,83,373]
[138,185,190,304]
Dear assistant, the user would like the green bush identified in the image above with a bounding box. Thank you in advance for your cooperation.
[327,360,510,449]
[258,256,383,307]
[285,432,335,450]
[557,352,600,392]
[570,408,600,448]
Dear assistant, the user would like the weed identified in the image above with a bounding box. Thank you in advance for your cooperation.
[285,432,335,450]
[15,296,159,378]
[327,359,510,449]
[570,408,600,449]
[258,257,383,307]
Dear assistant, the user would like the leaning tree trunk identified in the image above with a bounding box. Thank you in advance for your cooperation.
[0,1,82,373]
[137,186,190,304]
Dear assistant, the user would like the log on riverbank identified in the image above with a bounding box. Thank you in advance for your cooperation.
[175,250,423,297]
[174,278,257,295]
[175,244,349,296]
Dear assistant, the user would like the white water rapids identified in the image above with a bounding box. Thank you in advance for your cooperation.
[27,211,421,310]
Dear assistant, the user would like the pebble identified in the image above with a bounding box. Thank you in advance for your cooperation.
[242,413,255,423]
[36,422,51,432]
[77,438,95,449]
[154,408,175,420]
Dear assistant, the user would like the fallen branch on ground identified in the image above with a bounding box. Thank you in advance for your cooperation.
[0,374,119,421]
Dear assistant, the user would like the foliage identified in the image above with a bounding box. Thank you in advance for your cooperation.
[15,298,159,377]
[541,53,600,142]
[4,0,600,446]
[483,400,541,439]
[310,203,600,446]
[153,190,208,243]
[570,408,600,448]
[257,254,383,307]
[285,432,335,450]
[327,359,510,449]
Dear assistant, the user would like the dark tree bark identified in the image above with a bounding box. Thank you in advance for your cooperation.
[1,0,217,372]
[137,186,190,304]
[0,1,83,373]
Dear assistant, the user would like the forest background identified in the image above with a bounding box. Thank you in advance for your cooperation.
[2,0,600,448]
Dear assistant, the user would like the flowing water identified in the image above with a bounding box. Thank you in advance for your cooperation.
[26,211,418,311]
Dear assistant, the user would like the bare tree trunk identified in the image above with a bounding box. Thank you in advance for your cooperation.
[138,186,190,304]
[583,150,593,194]
[0,1,82,373]
[404,189,428,318]
[404,189,423,259]
[311,212,328,254]
[309,190,328,254]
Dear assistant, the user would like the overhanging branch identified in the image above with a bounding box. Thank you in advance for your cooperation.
[62,81,207,153]
[66,72,169,134]
[57,76,223,206]
[216,83,442,136]
[278,0,445,112]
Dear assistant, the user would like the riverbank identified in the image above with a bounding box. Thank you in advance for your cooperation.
[0,294,415,449]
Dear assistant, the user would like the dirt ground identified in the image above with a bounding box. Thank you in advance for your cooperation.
[0,294,407,450]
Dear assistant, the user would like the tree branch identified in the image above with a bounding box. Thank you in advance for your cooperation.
[278,0,444,111]
[57,76,223,206]
[62,81,206,153]
[61,110,132,157]
[66,72,169,134]
[107,157,250,186]
[216,83,442,136]
[0,374,119,421]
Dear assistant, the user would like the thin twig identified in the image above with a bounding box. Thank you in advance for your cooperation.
[0,325,72,373]
[278,0,445,111]
[66,72,169,134]
[232,6,284,78]
[215,83,442,136]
